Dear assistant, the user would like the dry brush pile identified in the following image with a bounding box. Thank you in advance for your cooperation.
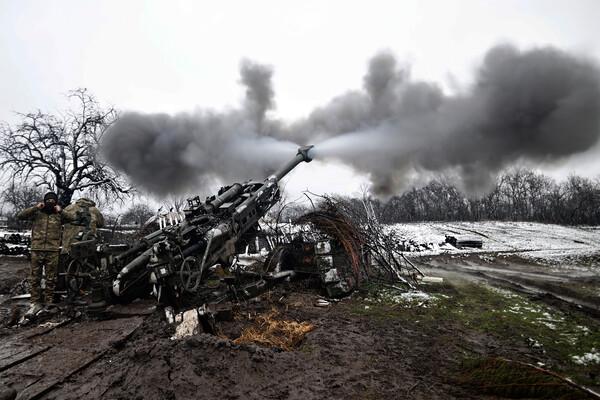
[297,194,423,290]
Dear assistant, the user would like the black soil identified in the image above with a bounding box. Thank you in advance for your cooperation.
[1,255,598,400]
[48,293,480,400]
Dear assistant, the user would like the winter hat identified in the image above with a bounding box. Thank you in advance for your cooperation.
[44,192,58,202]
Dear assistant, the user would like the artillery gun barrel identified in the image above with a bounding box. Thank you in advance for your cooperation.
[273,145,314,181]
[231,145,314,225]
[112,145,314,300]
[207,183,243,210]
[114,229,164,263]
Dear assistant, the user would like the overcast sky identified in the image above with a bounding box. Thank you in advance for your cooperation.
[1,0,599,203]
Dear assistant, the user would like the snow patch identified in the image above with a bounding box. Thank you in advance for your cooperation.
[366,289,439,308]
[572,349,600,365]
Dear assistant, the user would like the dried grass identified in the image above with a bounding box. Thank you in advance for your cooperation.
[233,309,315,351]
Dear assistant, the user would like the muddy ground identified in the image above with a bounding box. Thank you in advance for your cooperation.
[1,253,600,400]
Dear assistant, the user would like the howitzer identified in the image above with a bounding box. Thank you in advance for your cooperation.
[87,145,315,308]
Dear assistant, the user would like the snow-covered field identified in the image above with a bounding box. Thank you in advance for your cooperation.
[3,222,599,265]
[390,221,600,264]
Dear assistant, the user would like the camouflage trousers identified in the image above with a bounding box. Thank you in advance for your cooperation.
[29,251,60,304]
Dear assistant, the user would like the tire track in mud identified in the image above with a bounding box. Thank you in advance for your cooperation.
[425,256,600,319]
[475,271,600,318]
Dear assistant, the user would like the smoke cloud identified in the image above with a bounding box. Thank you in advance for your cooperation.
[101,60,295,196]
[240,59,275,133]
[101,44,600,196]
[292,44,600,194]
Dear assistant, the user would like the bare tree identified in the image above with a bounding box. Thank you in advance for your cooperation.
[3,182,44,212]
[562,175,600,225]
[2,182,44,229]
[0,89,132,205]
[261,194,309,247]
[162,195,187,213]
[121,203,154,227]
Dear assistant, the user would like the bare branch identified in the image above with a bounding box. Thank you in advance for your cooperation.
[0,89,132,205]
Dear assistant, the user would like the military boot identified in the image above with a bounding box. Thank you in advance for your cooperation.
[25,302,43,318]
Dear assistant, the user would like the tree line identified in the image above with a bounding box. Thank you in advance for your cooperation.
[4,167,599,230]
[359,169,600,225]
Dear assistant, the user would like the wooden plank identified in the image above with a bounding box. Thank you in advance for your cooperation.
[0,345,51,372]
[3,316,146,400]
[18,350,108,400]
[23,318,72,339]
[0,342,28,361]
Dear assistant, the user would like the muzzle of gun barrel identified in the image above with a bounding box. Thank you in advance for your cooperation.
[273,145,314,181]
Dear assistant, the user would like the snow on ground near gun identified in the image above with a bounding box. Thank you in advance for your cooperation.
[390,221,600,265]
[0,231,30,238]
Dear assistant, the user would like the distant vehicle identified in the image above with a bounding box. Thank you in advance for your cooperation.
[445,234,483,249]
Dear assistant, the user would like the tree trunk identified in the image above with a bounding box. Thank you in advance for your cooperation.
[59,188,74,206]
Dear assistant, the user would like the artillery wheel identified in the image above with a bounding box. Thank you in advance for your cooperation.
[179,256,204,292]
[65,257,95,297]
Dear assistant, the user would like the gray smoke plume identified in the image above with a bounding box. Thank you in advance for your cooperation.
[101,60,295,196]
[101,111,295,196]
[294,44,600,194]
[101,44,600,197]
[240,59,275,133]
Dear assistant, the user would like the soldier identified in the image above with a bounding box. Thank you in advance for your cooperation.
[17,192,75,316]
[61,197,105,255]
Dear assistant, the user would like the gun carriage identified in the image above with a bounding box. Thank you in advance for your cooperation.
[65,146,320,311]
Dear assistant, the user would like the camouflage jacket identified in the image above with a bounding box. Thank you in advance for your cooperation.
[17,206,76,252]
[62,198,105,254]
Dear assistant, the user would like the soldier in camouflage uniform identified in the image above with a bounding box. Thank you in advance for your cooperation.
[17,192,76,316]
[61,198,105,255]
